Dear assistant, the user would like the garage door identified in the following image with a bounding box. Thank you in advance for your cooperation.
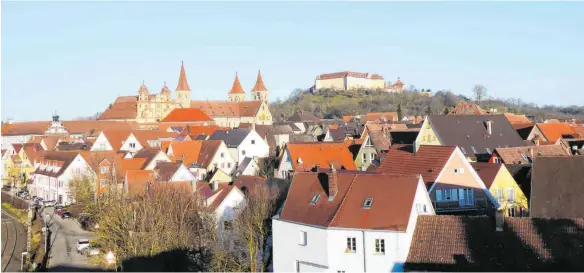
[297,261,327,273]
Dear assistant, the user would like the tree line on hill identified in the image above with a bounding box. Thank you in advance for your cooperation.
[269,85,584,122]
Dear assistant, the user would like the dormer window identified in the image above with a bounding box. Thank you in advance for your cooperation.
[129,143,136,149]
[297,157,303,164]
[363,198,373,209]
[310,193,320,205]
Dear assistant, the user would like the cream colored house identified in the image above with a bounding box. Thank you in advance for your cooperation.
[99,63,272,127]
[314,71,386,91]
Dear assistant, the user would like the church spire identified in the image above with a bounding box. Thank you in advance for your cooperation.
[251,70,267,92]
[175,61,191,91]
[229,72,245,94]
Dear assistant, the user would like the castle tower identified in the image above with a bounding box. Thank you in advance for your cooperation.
[228,72,246,102]
[138,81,149,101]
[137,82,150,119]
[175,61,191,108]
[251,70,268,103]
[160,81,171,101]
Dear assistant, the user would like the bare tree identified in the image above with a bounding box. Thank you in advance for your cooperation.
[473,84,487,104]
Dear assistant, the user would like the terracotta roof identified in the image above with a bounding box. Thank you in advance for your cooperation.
[368,131,391,152]
[512,123,535,139]
[178,125,226,138]
[286,142,357,171]
[101,130,133,151]
[504,113,531,124]
[98,96,138,120]
[279,172,419,231]
[168,140,222,168]
[428,115,526,160]
[78,150,122,175]
[448,102,488,115]
[132,148,165,168]
[161,108,213,122]
[531,156,584,218]
[35,151,80,177]
[118,158,148,174]
[131,130,178,148]
[62,120,138,134]
[493,144,571,164]
[287,111,321,123]
[1,121,51,136]
[470,162,502,188]
[154,161,183,181]
[375,145,456,189]
[231,175,266,191]
[251,71,267,92]
[392,77,404,87]
[405,215,584,271]
[535,123,579,142]
[342,116,355,122]
[22,145,46,164]
[190,100,261,118]
[175,62,191,91]
[316,71,384,80]
[126,170,156,196]
[229,73,245,94]
[12,144,23,154]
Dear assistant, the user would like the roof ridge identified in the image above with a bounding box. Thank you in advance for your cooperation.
[328,173,359,227]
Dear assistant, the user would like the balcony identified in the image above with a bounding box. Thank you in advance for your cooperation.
[433,197,487,212]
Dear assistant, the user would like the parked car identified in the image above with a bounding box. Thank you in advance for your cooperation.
[76,239,90,253]
[56,208,66,216]
[42,200,56,207]
[60,211,72,219]
[54,205,64,212]
[81,247,100,257]
[2,185,11,191]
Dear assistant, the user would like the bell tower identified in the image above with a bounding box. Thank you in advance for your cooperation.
[175,61,191,108]
[228,72,246,102]
[251,70,268,103]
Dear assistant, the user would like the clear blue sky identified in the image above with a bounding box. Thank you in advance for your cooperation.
[2,1,583,121]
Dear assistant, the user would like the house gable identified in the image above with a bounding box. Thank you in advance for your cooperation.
[90,132,114,151]
[414,117,442,152]
[488,165,528,214]
[120,133,144,152]
[170,164,196,182]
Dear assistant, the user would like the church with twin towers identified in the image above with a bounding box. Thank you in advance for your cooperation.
[99,62,273,127]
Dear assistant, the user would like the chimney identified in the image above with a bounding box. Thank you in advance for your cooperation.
[211,180,219,191]
[495,210,504,232]
[328,164,338,200]
[251,123,256,130]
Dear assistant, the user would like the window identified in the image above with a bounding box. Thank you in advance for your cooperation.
[521,154,529,161]
[223,221,233,231]
[99,143,106,150]
[374,239,385,254]
[437,189,458,202]
[251,140,256,144]
[460,147,467,154]
[423,204,427,212]
[454,168,465,175]
[227,162,231,168]
[507,188,515,203]
[129,143,136,148]
[508,207,516,217]
[242,150,246,156]
[221,152,224,158]
[299,231,307,246]
[363,198,373,209]
[444,190,451,200]
[494,157,502,163]
[362,153,367,163]
[370,153,374,161]
[495,188,503,203]
[471,146,478,154]
[310,194,320,205]
[346,237,356,253]
[486,148,492,154]
[100,166,109,174]
[337,271,346,273]
[458,188,475,206]
[221,162,225,168]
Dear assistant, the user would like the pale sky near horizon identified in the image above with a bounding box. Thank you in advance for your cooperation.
[2,1,583,121]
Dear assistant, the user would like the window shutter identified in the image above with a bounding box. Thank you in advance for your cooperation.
[436,190,442,201]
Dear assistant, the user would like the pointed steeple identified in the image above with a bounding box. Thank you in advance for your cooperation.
[138,81,149,94]
[251,70,268,92]
[175,61,191,91]
[229,72,245,94]
[161,81,170,94]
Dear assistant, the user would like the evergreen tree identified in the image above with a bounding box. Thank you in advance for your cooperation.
[397,104,403,121]
[426,104,432,115]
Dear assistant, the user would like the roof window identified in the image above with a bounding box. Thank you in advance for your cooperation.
[521,154,529,161]
[460,147,467,154]
[471,146,478,154]
[486,148,492,154]
[310,193,320,205]
[363,198,373,209]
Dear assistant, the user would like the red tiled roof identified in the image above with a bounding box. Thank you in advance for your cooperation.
[101,130,133,151]
[279,172,420,231]
[190,100,262,118]
[504,113,531,124]
[375,145,456,189]
[229,73,245,94]
[175,62,191,91]
[493,144,571,164]
[1,121,51,136]
[251,71,268,92]
[168,140,222,168]
[126,170,155,196]
[448,102,488,115]
[287,142,357,171]
[536,123,579,142]
[98,96,138,120]
[161,108,213,122]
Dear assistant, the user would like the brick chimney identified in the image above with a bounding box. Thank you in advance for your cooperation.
[328,164,338,200]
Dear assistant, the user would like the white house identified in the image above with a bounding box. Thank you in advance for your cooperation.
[154,161,196,182]
[166,140,236,181]
[209,128,269,164]
[32,151,94,205]
[272,170,435,272]
[195,181,246,231]
[235,157,261,176]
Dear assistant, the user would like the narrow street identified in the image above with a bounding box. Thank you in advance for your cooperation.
[42,208,100,272]
[1,209,27,272]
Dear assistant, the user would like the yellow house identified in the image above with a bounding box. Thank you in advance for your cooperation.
[18,145,44,184]
[2,155,22,187]
[414,116,441,152]
[472,162,528,217]
[208,168,232,183]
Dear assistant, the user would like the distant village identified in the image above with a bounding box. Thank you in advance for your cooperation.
[2,63,584,272]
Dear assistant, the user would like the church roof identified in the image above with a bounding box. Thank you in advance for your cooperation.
[190,100,262,118]
[175,62,191,91]
[229,73,245,94]
[251,70,268,92]
[99,96,138,120]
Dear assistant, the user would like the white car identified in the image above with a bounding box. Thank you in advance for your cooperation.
[42,200,57,207]
[76,239,90,253]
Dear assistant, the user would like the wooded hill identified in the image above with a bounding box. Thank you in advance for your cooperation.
[269,88,584,122]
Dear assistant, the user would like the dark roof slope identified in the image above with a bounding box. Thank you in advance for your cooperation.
[471,162,502,188]
[287,111,321,123]
[429,115,525,160]
[279,172,420,231]
[405,215,584,272]
[209,128,250,147]
[531,156,584,218]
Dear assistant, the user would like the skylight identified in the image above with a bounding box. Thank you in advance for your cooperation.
[363,198,373,209]
[521,154,529,161]
[485,148,492,154]
[310,194,320,205]
[471,146,478,154]
[460,147,467,154]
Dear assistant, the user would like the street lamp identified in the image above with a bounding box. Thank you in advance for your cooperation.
[21,251,28,271]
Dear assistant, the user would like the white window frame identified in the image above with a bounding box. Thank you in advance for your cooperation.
[346,237,356,253]
[507,188,515,203]
[299,231,307,246]
[374,238,385,254]
[369,153,374,161]
[362,153,367,163]
[100,166,109,174]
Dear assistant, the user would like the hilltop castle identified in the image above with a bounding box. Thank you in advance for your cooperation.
[99,62,272,127]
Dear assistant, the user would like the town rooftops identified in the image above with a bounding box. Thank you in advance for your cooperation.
[448,102,488,115]
[228,73,245,94]
[168,140,222,168]
[287,111,321,123]
[531,156,584,218]
[427,114,525,160]
[504,113,531,124]
[315,71,384,80]
[35,151,81,177]
[376,145,456,189]
[190,100,262,118]
[493,144,571,164]
[161,108,214,123]
[1,121,51,136]
[209,128,250,147]
[471,162,503,188]
[535,123,580,142]
[278,172,421,231]
[405,215,584,271]
[286,142,357,171]
[98,96,139,120]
